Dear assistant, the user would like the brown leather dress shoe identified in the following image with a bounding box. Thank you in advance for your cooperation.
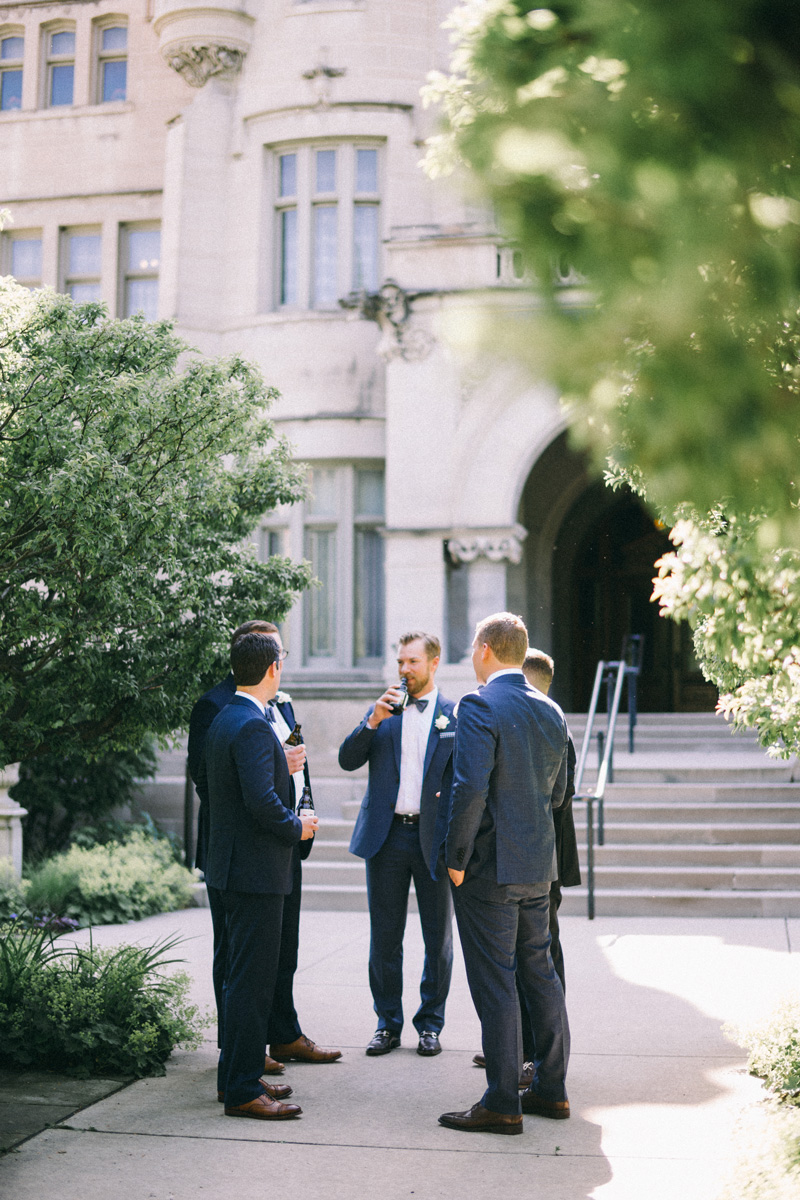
[472,1053,486,1067]
[270,1035,342,1063]
[263,1054,285,1075]
[438,1102,522,1135]
[224,1094,301,1120]
[520,1089,570,1119]
[217,1081,293,1103]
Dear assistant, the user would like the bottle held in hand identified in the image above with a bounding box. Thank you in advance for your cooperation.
[390,678,410,716]
[285,722,304,746]
[298,783,315,837]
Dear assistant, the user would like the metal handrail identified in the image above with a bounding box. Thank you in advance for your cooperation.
[572,659,627,920]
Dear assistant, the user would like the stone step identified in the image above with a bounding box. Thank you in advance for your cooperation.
[302,860,366,889]
[594,782,800,803]
[594,821,800,844]
[577,864,800,890]
[579,763,796,784]
[557,888,800,918]
[584,843,800,867]
[584,802,800,824]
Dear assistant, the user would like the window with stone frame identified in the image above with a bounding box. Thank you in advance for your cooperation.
[61,226,101,301]
[272,142,382,311]
[5,230,42,288]
[258,463,385,671]
[0,30,23,111]
[120,223,160,319]
[95,19,127,103]
[45,25,76,107]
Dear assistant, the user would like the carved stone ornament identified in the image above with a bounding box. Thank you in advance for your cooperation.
[302,59,346,106]
[339,280,435,362]
[447,529,528,566]
[166,44,246,88]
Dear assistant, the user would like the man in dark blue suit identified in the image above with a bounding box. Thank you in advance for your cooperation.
[440,613,570,1135]
[189,620,340,1074]
[339,632,456,1057]
[204,632,317,1119]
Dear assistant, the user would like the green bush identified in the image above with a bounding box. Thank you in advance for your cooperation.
[24,832,197,928]
[0,862,27,920]
[10,740,158,861]
[0,924,209,1077]
[718,1104,800,1200]
[72,810,183,865]
[726,997,800,1103]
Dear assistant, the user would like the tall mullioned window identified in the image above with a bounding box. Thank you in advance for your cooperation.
[258,463,386,670]
[0,34,23,111]
[97,24,127,102]
[47,28,75,107]
[273,143,381,310]
[7,233,42,288]
[121,224,160,319]
[62,228,101,301]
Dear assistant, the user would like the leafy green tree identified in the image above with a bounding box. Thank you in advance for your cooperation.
[426,0,800,751]
[0,278,310,766]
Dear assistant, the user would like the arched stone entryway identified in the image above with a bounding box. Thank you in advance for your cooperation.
[515,432,717,713]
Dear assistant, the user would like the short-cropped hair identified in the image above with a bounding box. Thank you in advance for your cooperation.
[231,632,280,686]
[523,648,554,684]
[398,631,441,659]
[230,619,278,648]
[475,612,528,666]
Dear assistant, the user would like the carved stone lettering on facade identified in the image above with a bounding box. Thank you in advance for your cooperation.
[166,44,246,88]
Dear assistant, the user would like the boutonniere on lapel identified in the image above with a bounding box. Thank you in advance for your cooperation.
[275,690,292,705]
[435,714,450,731]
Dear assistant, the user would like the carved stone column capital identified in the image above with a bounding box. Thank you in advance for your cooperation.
[340,279,435,362]
[164,42,246,87]
[447,526,528,566]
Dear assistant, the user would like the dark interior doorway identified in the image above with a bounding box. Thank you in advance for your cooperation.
[548,480,717,712]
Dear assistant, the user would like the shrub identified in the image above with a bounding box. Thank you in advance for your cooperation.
[726,997,800,1103]
[0,924,209,1077]
[24,832,197,928]
[0,862,27,920]
[72,810,182,865]
[718,1103,800,1200]
[10,740,158,860]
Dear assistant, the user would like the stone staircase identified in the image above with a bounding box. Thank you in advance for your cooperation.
[300,713,800,917]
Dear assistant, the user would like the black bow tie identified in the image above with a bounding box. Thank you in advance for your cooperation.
[264,707,276,722]
[407,696,428,711]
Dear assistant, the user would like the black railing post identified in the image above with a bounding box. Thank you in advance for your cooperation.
[183,758,195,869]
[586,797,595,920]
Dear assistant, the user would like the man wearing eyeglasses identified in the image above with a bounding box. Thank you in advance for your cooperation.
[189,620,341,1086]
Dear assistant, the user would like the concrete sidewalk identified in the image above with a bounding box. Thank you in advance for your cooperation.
[1,907,798,1200]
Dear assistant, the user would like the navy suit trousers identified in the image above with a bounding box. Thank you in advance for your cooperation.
[453,875,570,1114]
[365,820,453,1035]
[211,887,284,1108]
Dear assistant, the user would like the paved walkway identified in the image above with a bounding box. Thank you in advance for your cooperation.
[1,907,798,1200]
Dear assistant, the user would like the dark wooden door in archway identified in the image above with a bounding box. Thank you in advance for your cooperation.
[569,495,717,712]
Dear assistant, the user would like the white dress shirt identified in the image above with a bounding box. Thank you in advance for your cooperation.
[394,687,438,815]
[235,690,266,715]
[485,668,525,684]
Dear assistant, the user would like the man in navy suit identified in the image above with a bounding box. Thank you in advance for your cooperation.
[189,620,341,1076]
[339,632,456,1057]
[204,632,317,1119]
[440,613,570,1135]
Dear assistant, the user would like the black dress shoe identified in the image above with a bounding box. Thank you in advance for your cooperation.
[439,1102,522,1134]
[520,1088,570,1119]
[417,1031,442,1056]
[365,1029,401,1056]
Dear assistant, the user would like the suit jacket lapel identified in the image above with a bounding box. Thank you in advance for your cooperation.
[422,698,444,781]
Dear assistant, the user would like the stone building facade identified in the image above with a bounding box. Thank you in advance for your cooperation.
[0,0,713,824]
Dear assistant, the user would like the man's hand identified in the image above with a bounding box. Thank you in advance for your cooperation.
[448,868,465,887]
[299,811,319,840]
[366,686,403,729]
[283,743,307,774]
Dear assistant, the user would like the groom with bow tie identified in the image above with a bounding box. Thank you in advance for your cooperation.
[339,632,456,1058]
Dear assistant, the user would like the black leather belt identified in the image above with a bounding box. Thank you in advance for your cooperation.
[393,812,420,825]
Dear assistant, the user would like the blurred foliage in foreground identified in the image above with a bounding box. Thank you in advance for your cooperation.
[425,0,800,752]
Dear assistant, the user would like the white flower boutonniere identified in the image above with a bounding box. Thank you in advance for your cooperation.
[275,690,292,705]
[435,714,450,731]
